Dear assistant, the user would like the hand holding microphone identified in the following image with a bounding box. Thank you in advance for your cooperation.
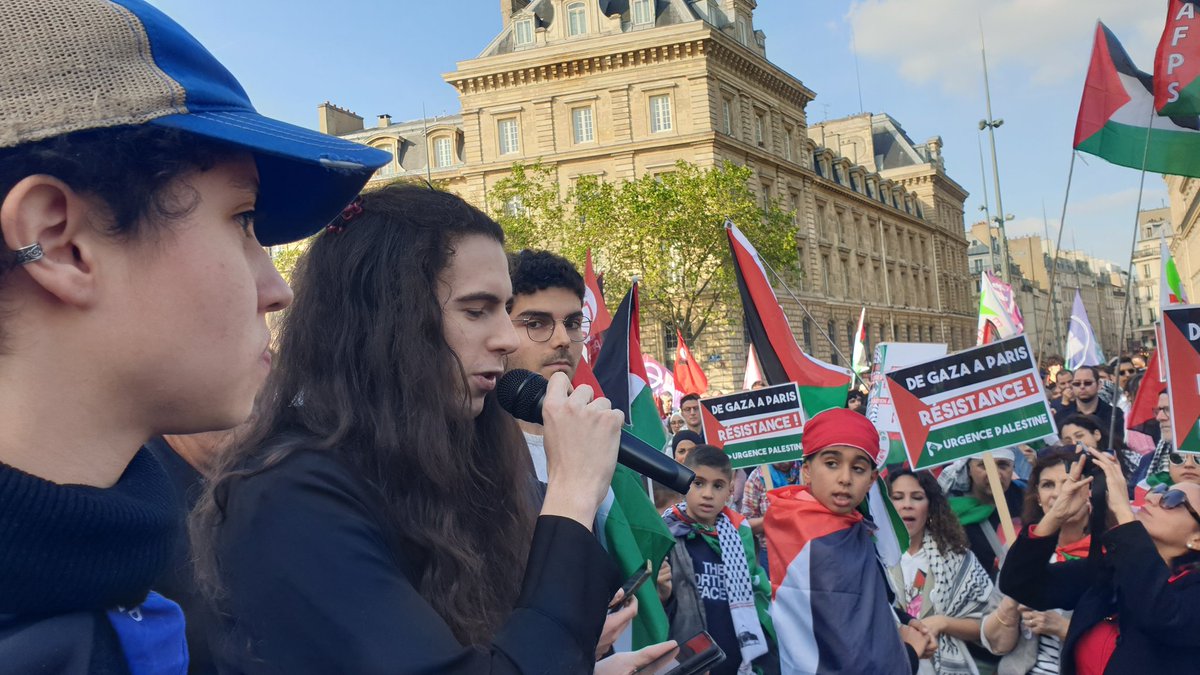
[498,369,697,497]
[524,371,625,530]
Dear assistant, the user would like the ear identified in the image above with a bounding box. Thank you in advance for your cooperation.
[801,461,811,483]
[0,176,101,308]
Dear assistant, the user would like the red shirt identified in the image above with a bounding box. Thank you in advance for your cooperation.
[1074,617,1119,675]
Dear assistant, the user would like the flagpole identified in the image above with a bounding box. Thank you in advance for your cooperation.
[756,255,867,389]
[1106,111,1156,452]
[1036,152,1077,366]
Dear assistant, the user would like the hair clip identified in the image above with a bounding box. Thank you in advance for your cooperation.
[326,197,364,233]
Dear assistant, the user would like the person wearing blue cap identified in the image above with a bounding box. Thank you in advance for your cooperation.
[0,1,388,672]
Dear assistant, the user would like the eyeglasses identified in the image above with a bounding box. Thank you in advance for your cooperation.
[511,315,590,343]
[1154,406,1171,416]
[1118,368,1135,376]
[1148,484,1200,528]
[680,404,700,414]
[1071,380,1096,388]
[1170,453,1199,467]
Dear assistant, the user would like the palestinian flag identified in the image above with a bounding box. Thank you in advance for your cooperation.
[1076,22,1200,178]
[587,283,676,648]
[582,249,613,363]
[851,307,869,379]
[1162,306,1200,452]
[1155,1,1200,117]
[765,486,910,675]
[672,329,709,396]
[726,222,852,418]
[977,270,1024,345]
[1162,238,1191,306]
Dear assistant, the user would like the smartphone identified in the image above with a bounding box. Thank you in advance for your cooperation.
[608,561,653,613]
[640,630,726,675]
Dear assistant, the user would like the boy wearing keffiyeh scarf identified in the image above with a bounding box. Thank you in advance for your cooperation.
[662,445,777,674]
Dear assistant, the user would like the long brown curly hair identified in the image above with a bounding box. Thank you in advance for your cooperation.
[191,184,536,646]
[889,469,970,555]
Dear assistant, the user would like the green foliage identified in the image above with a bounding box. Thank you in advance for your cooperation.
[488,160,797,342]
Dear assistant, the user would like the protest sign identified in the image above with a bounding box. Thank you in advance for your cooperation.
[866,342,948,466]
[1162,305,1200,453]
[885,335,1055,470]
[699,383,805,469]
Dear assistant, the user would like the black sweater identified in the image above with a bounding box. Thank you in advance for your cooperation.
[0,449,179,674]
[998,520,1200,674]
[211,448,620,674]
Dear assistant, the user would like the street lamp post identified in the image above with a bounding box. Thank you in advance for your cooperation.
[979,30,1012,284]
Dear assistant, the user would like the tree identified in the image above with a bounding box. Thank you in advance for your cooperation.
[489,160,797,343]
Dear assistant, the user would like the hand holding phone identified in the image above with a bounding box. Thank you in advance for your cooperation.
[609,561,653,613]
[636,630,725,675]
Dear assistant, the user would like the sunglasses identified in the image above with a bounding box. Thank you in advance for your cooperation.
[1071,380,1096,387]
[1170,453,1200,467]
[1148,484,1200,528]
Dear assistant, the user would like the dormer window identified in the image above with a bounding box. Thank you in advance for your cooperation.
[514,18,533,46]
[632,0,653,26]
[433,137,453,168]
[567,2,586,36]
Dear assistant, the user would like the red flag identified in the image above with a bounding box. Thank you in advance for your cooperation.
[582,250,612,363]
[1128,348,1166,429]
[672,329,709,395]
[1155,0,1200,116]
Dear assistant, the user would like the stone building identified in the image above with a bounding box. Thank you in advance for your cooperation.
[1129,207,1174,348]
[320,0,976,390]
[1165,175,1200,306]
[966,221,1138,360]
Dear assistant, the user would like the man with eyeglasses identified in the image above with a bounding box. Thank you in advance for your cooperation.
[1055,365,1125,448]
[1135,393,1200,487]
[505,249,592,481]
[678,394,704,436]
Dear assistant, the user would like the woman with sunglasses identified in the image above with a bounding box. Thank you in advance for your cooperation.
[998,448,1200,673]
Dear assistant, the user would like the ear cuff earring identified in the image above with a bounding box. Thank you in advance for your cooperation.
[13,242,43,265]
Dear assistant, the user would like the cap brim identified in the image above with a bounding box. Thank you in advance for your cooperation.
[150,110,390,246]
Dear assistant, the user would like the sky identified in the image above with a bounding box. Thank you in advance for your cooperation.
[147,0,1171,268]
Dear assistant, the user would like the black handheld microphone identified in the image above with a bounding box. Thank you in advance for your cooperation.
[497,369,696,494]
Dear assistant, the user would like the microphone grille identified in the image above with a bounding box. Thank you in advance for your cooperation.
[495,369,546,424]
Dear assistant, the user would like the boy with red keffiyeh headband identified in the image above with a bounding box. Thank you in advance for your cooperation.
[765,409,934,674]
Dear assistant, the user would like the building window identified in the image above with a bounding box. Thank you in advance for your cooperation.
[847,322,856,353]
[632,0,653,25]
[803,318,814,353]
[828,321,839,365]
[498,118,519,155]
[722,97,733,135]
[504,196,525,217]
[514,18,534,46]
[822,254,831,293]
[433,137,453,168]
[567,2,587,36]
[572,106,594,144]
[649,94,672,133]
[737,19,750,45]
[783,128,793,161]
[754,112,765,146]
[662,325,678,369]
[813,152,824,177]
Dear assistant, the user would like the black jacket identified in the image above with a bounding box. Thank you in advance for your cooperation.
[998,521,1200,674]
[211,448,620,674]
[0,449,180,674]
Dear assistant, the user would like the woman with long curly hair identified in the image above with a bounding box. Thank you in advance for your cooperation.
[191,184,669,673]
[888,469,997,675]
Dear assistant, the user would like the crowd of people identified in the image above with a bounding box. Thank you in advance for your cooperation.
[2,3,1199,675]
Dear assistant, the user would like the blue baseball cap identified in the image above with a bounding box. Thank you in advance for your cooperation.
[0,0,391,246]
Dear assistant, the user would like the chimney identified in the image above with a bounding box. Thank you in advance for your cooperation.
[378,114,392,128]
[317,101,364,136]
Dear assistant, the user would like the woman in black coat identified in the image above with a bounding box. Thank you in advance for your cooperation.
[999,448,1200,674]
